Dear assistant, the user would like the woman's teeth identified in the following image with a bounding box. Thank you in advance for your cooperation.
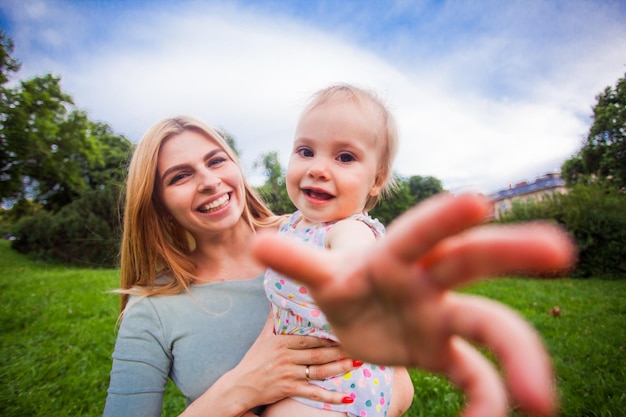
[199,194,229,213]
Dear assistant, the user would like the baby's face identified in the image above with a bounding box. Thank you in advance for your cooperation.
[286,99,383,226]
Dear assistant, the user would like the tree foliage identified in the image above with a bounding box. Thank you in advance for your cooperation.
[407,175,444,204]
[498,184,626,279]
[371,174,443,225]
[1,74,109,210]
[1,33,132,266]
[253,151,295,215]
[562,74,626,190]
[0,33,133,211]
[84,121,134,190]
[11,186,122,267]
[0,30,20,85]
[370,176,414,225]
[503,73,626,279]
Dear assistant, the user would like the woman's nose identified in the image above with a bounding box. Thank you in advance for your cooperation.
[197,171,222,192]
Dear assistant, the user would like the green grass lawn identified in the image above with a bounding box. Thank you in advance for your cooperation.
[0,239,624,416]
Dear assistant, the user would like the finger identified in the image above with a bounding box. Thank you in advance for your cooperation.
[448,295,557,416]
[293,345,349,368]
[420,222,576,288]
[281,334,339,351]
[278,335,347,367]
[248,314,276,350]
[290,382,354,406]
[251,233,335,291]
[384,193,490,263]
[260,313,275,335]
[445,337,508,417]
[307,358,358,381]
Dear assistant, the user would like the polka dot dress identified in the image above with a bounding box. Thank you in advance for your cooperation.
[265,211,394,416]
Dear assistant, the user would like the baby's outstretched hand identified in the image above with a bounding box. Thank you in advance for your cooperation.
[252,193,576,417]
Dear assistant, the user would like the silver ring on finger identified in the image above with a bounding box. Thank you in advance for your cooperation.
[305,365,311,381]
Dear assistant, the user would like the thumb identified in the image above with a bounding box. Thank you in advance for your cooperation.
[248,313,276,350]
[251,232,332,291]
[260,312,275,336]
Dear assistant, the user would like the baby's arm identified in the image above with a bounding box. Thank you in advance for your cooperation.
[327,217,416,415]
[389,367,415,417]
[325,217,378,250]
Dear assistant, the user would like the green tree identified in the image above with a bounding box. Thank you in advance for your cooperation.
[370,175,414,225]
[1,74,103,210]
[0,30,20,85]
[85,121,133,189]
[0,31,22,201]
[254,151,295,214]
[371,174,444,226]
[498,183,626,279]
[0,32,132,210]
[407,175,444,205]
[0,33,133,265]
[0,198,42,235]
[562,74,626,190]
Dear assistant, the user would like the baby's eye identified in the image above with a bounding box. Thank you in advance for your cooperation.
[337,153,355,163]
[296,147,314,158]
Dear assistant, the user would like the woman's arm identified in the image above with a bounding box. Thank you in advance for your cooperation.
[104,300,171,417]
[180,318,359,417]
[106,304,358,417]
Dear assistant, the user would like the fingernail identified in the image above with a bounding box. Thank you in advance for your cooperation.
[342,396,355,404]
[352,360,364,367]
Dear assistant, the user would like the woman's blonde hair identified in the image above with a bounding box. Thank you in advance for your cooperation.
[300,83,399,211]
[118,115,276,310]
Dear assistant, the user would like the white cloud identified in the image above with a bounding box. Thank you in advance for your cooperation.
[3,0,626,193]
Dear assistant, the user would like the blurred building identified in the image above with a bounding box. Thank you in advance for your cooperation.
[490,172,567,220]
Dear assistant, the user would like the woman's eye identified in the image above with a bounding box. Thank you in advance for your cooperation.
[168,172,189,185]
[338,153,355,163]
[297,148,314,157]
[208,157,227,167]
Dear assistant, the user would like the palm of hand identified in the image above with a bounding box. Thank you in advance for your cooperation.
[311,246,455,370]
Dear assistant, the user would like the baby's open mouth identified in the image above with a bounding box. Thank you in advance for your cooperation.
[304,189,333,200]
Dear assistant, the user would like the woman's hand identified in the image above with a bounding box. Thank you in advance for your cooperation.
[251,193,577,417]
[182,317,359,417]
[234,316,360,408]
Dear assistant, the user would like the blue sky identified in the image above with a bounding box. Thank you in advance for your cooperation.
[2,0,625,193]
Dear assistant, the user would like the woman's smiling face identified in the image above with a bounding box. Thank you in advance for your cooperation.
[156,129,246,237]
